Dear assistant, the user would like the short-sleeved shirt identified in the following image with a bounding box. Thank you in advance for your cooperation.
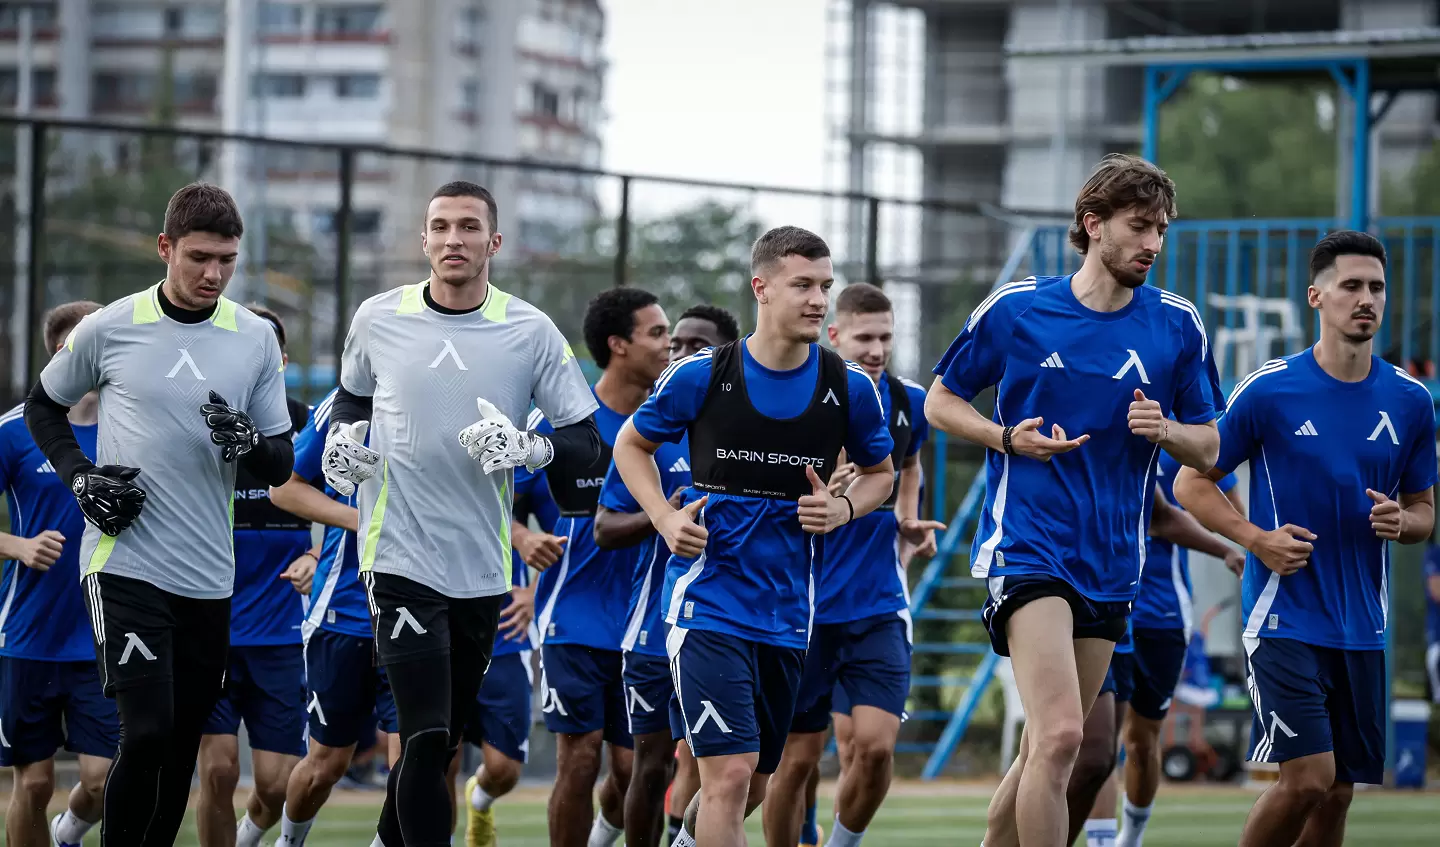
[1214,349,1437,650]
[814,374,929,625]
[39,284,292,599]
[0,405,97,661]
[1135,450,1237,635]
[339,281,597,599]
[295,390,368,639]
[630,340,894,649]
[500,446,559,657]
[933,276,1220,604]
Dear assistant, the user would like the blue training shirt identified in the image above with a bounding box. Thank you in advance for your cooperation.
[814,374,929,626]
[1215,349,1437,651]
[1425,547,1440,646]
[1135,451,1237,635]
[599,434,693,658]
[934,276,1220,603]
[632,339,894,649]
[296,390,371,640]
[496,456,558,658]
[0,405,96,662]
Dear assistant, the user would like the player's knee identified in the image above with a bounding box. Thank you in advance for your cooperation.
[556,736,604,782]
[1031,719,1086,769]
[201,754,241,796]
[700,757,755,802]
[1319,782,1354,814]
[483,756,523,796]
[849,733,895,776]
[13,765,55,805]
[400,727,450,772]
[631,749,670,794]
[305,745,354,789]
[744,772,769,814]
[1278,759,1337,807]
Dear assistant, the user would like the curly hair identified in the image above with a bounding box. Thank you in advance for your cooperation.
[677,304,740,343]
[583,287,661,368]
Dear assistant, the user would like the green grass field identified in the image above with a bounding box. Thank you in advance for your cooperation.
[11,782,1440,845]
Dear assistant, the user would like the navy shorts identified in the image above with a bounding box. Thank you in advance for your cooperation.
[792,614,911,733]
[463,651,534,762]
[1127,627,1188,720]
[1100,650,1135,703]
[1246,637,1385,785]
[623,652,675,737]
[667,626,805,774]
[303,628,398,749]
[540,644,633,748]
[983,574,1130,657]
[0,657,119,767]
[831,684,851,716]
[204,644,308,757]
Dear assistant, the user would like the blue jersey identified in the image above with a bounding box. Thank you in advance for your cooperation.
[0,406,96,662]
[530,394,635,651]
[1215,349,1437,650]
[296,390,370,639]
[1425,548,1440,646]
[632,340,894,649]
[814,374,929,625]
[934,276,1220,603]
[495,460,558,658]
[1135,451,1237,635]
[599,434,693,658]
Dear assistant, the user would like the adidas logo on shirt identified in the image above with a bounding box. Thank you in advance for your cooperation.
[1294,420,1318,436]
[1040,353,1065,369]
[35,460,55,474]
[669,457,691,473]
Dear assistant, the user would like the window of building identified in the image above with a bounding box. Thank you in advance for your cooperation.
[315,3,383,36]
[335,74,380,99]
[456,4,483,49]
[255,73,307,98]
[91,4,164,39]
[0,68,57,107]
[259,2,305,36]
[163,6,183,34]
[175,6,224,38]
[459,78,481,112]
[92,72,158,109]
[0,2,57,30]
[174,73,218,105]
[310,208,382,236]
[531,83,559,120]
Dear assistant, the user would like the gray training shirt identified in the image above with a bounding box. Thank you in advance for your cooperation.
[340,281,597,598]
[40,284,292,599]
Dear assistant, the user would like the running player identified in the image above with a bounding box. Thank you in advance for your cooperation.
[765,282,940,847]
[198,304,315,847]
[26,183,295,846]
[0,301,114,847]
[594,303,740,847]
[324,180,600,847]
[1428,537,1440,704]
[925,154,1220,847]
[613,226,896,847]
[1174,230,1437,847]
[528,287,672,847]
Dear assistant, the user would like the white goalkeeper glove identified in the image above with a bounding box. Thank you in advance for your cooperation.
[458,398,553,475]
[322,421,380,496]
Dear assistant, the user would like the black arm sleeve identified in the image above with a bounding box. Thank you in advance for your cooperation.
[544,414,601,473]
[330,386,373,429]
[240,433,296,488]
[24,381,94,485]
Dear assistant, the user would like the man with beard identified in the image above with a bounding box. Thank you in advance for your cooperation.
[924,154,1222,847]
[1176,231,1436,847]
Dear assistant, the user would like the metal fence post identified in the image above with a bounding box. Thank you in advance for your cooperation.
[865,196,880,284]
[332,147,355,380]
[614,175,631,287]
[24,120,46,386]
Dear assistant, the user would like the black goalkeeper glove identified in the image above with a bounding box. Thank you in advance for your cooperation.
[201,390,259,462]
[70,465,147,537]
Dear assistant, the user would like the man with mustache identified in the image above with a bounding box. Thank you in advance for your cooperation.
[1175,231,1437,847]
[925,153,1223,847]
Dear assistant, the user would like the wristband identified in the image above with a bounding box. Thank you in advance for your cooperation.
[1002,425,1016,455]
[839,494,855,525]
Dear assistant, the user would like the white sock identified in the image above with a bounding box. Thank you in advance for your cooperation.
[825,816,865,847]
[470,782,497,812]
[277,808,315,846]
[369,836,386,847]
[1084,817,1118,847]
[1117,797,1153,847]
[588,812,624,847]
[671,823,697,847]
[236,813,267,847]
[54,810,98,844]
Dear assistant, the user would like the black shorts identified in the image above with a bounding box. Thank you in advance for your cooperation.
[82,572,230,697]
[982,574,1129,657]
[362,572,504,666]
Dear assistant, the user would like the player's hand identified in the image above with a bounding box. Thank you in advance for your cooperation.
[1009,417,1089,462]
[515,531,568,570]
[458,398,552,474]
[827,461,858,497]
[322,421,380,497]
[1249,524,1315,576]
[798,465,850,535]
[1127,390,1169,444]
[667,485,690,509]
[200,390,261,462]
[70,465,146,537]
[1366,489,1406,541]
[899,517,947,559]
[659,495,709,558]
[280,552,316,594]
[1223,548,1245,578]
[17,529,65,571]
[498,584,536,642]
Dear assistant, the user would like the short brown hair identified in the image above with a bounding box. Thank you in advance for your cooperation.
[835,282,892,316]
[751,226,830,276]
[247,303,287,351]
[43,300,102,352]
[164,182,244,243]
[431,180,499,231]
[1068,154,1177,254]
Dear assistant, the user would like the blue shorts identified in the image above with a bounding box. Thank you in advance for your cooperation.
[983,575,1129,657]
[204,644,308,757]
[1246,638,1385,785]
[792,614,911,733]
[463,651,534,763]
[623,652,675,737]
[1101,652,1135,702]
[667,626,805,774]
[0,657,119,767]
[303,628,399,749]
[540,644,632,748]
[1127,627,1188,720]
[831,684,851,716]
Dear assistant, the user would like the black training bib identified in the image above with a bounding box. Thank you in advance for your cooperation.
[876,373,914,512]
[232,397,312,532]
[547,437,614,518]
